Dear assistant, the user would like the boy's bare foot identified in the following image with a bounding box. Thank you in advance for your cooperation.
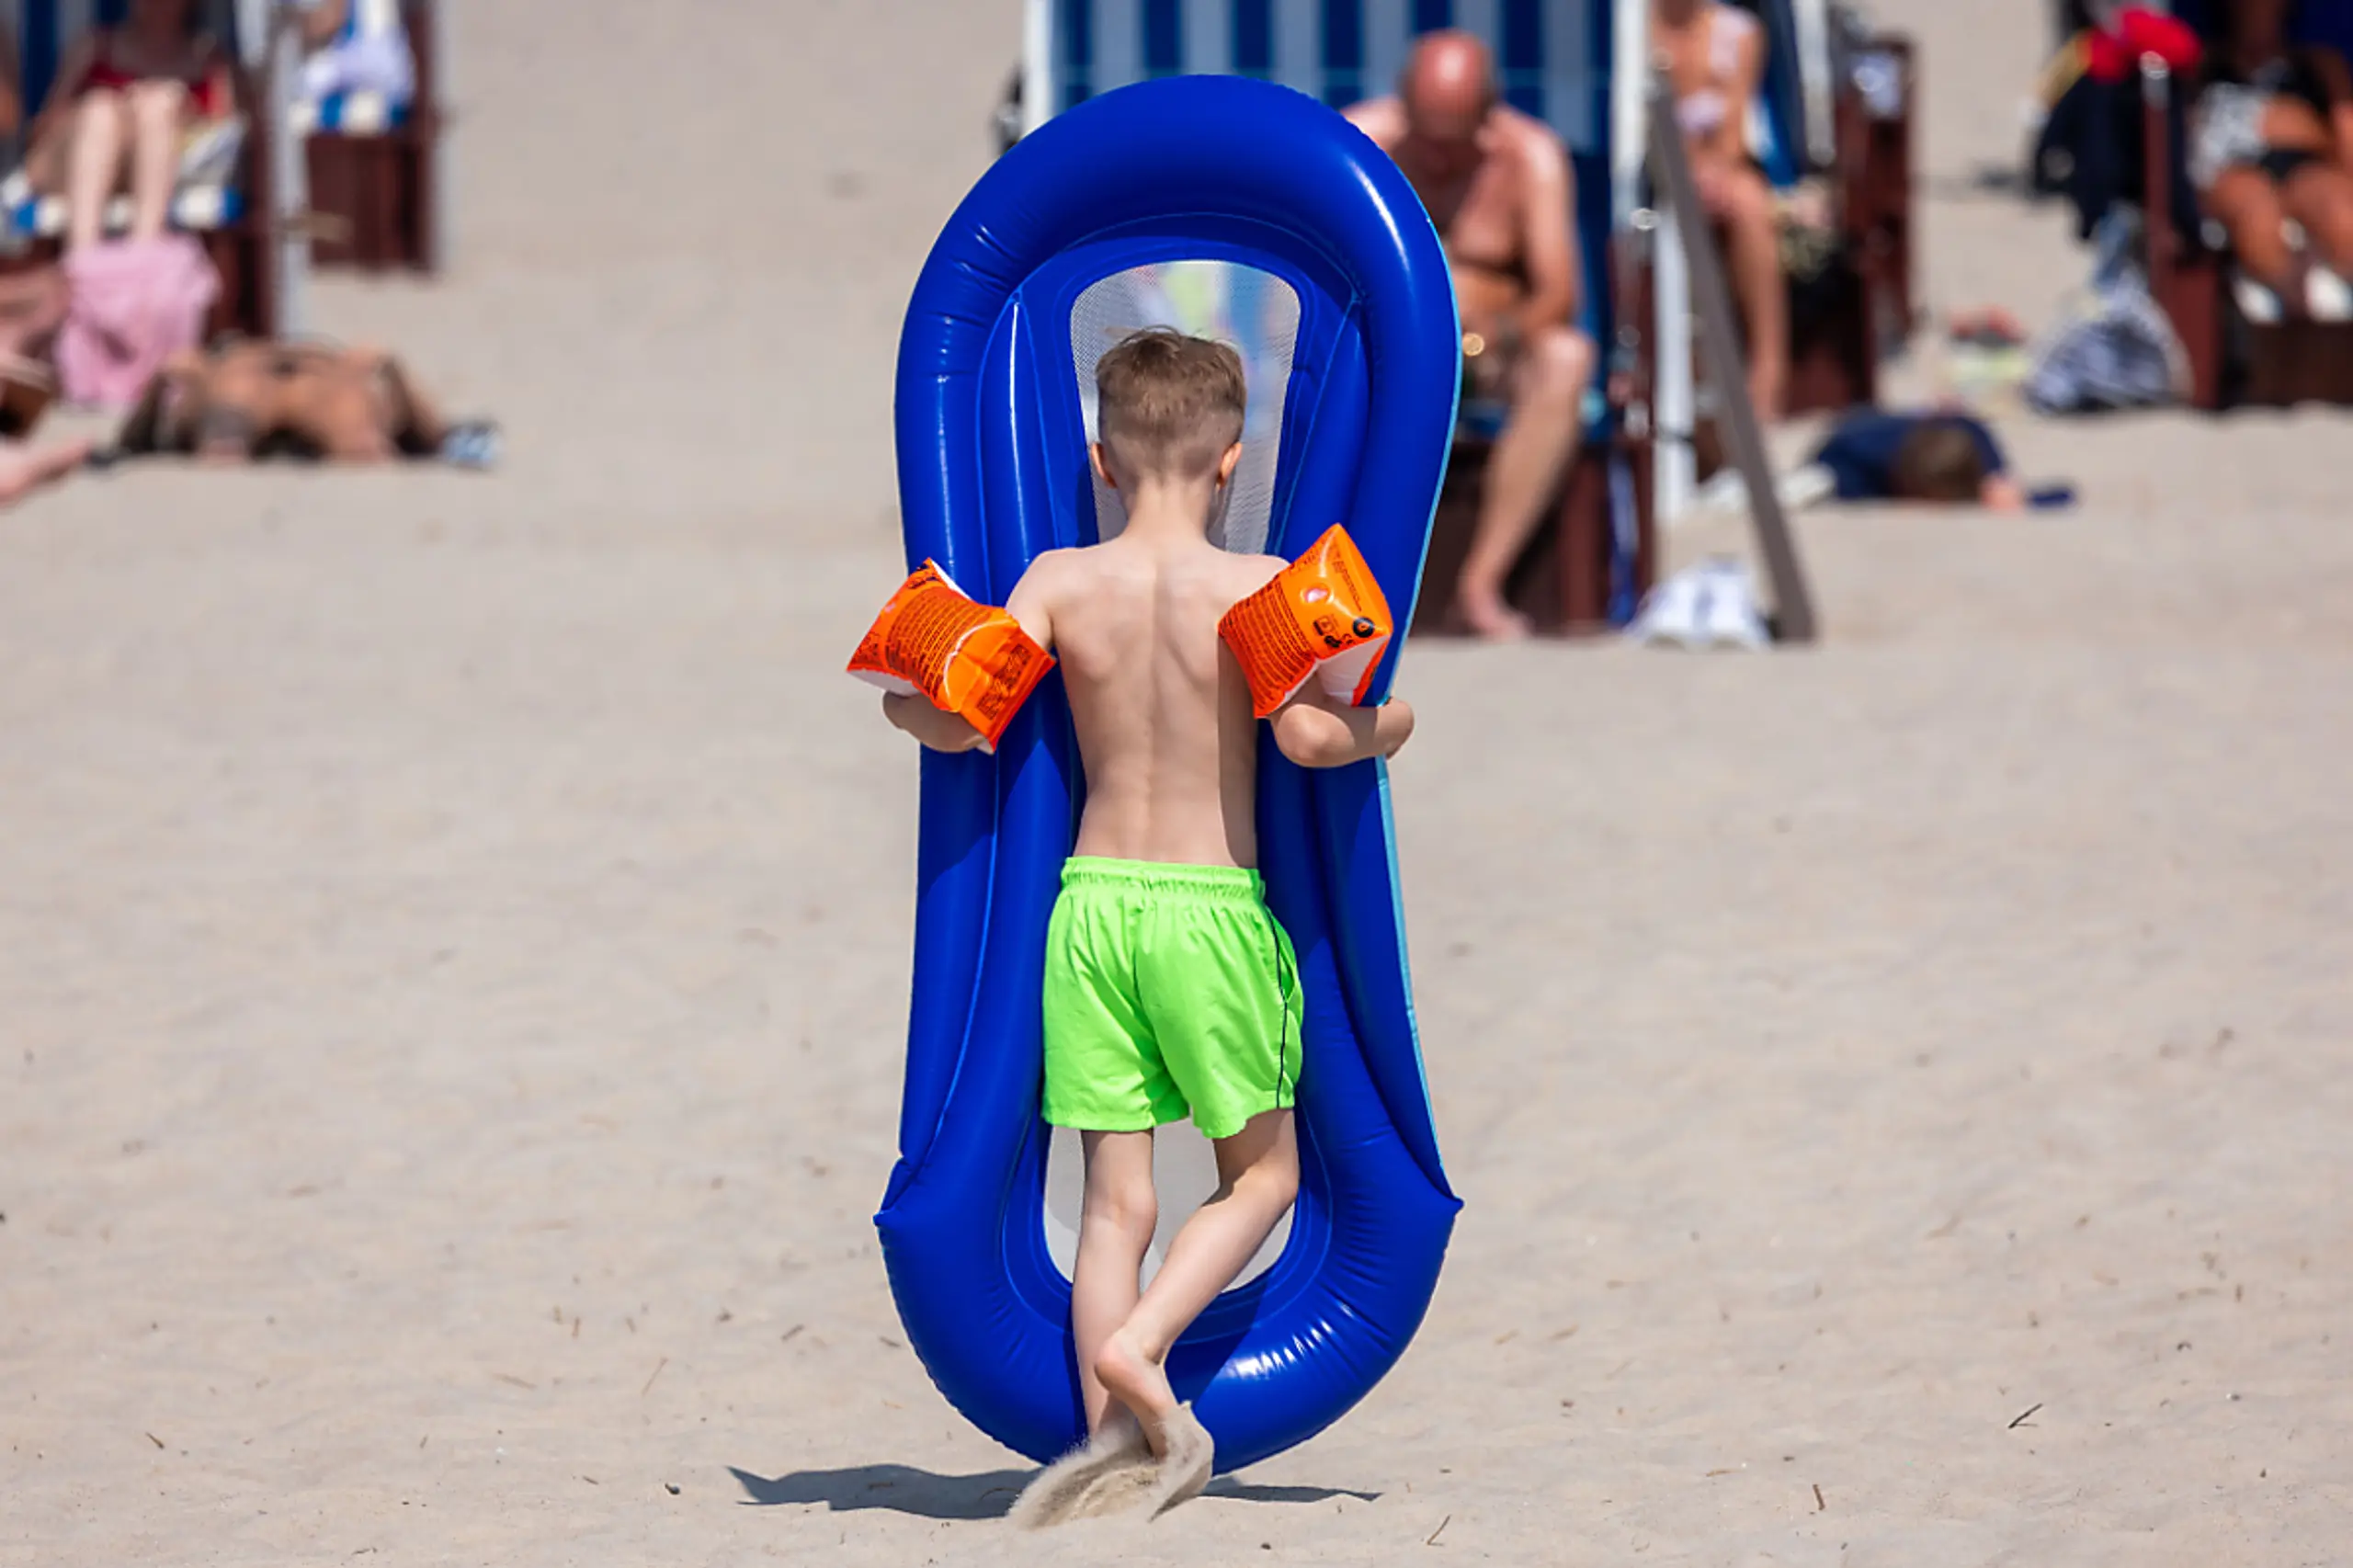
[1141,1405,1215,1517]
[1095,1329,1179,1457]
[1006,1415,1149,1529]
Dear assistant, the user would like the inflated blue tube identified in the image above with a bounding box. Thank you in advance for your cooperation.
[876,74,1461,1474]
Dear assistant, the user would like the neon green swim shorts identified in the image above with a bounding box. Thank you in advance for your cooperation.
[1040,858,1304,1141]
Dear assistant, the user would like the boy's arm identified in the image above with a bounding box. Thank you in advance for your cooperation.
[1270,685,1415,768]
[1003,552,1060,653]
[879,553,1061,754]
[881,691,985,752]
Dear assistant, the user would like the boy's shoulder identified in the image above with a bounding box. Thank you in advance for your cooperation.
[1013,545,1091,591]
[1229,551,1287,594]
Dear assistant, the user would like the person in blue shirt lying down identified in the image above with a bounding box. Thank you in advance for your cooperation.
[1695,407,2075,514]
[1809,408,2075,510]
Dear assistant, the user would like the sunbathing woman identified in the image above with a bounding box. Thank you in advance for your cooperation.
[2190,0,2353,320]
[1652,0,1788,420]
[21,0,240,254]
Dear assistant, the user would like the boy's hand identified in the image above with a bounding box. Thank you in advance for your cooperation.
[1377,696,1415,758]
[1271,689,1415,768]
[882,691,986,753]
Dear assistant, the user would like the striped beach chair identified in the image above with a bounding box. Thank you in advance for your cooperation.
[0,0,303,335]
[292,0,445,272]
[2135,0,2353,408]
[1012,0,1655,630]
[1023,0,1639,358]
[0,0,252,238]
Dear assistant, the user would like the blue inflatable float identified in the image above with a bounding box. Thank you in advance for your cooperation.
[874,74,1462,1473]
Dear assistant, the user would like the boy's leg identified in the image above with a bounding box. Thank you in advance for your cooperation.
[1071,1128,1156,1437]
[1097,1108,1299,1453]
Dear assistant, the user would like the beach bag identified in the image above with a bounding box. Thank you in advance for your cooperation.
[55,236,218,412]
[2023,275,2187,414]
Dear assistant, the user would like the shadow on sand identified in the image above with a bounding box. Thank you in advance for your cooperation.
[728,1463,1029,1519]
[727,1462,1381,1519]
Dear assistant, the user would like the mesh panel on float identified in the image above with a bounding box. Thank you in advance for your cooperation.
[1069,260,1302,556]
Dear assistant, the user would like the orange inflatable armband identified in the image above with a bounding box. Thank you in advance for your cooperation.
[1218,525,1394,720]
[847,562,1055,751]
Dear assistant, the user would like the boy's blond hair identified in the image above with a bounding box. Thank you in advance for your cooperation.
[1094,327,1246,482]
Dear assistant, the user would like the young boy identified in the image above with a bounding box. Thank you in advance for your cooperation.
[881,326,1415,1495]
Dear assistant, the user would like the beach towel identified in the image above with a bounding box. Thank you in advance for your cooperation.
[55,237,219,412]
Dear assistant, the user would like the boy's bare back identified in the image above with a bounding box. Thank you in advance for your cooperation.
[1008,534,1282,870]
[881,327,1413,843]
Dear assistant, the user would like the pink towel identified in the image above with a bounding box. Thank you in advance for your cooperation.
[56,236,220,412]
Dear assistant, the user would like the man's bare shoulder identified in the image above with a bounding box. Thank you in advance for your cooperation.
[1490,106,1570,175]
[1343,95,1406,148]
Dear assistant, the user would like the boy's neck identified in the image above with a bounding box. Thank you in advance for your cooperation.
[1117,481,1222,548]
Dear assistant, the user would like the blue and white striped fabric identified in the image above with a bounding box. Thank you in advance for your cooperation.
[287,0,412,135]
[1031,0,1620,358]
[1043,0,1609,156]
[0,0,248,237]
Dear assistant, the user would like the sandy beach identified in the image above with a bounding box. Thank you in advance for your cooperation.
[4,1,2350,1562]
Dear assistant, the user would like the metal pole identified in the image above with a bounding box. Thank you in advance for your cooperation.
[1021,0,1051,137]
[1654,200,1694,523]
[1645,72,1817,642]
[1610,0,1647,223]
[1791,0,1834,169]
[269,14,307,335]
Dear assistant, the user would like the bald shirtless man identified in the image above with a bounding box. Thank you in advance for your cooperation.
[1347,30,1594,641]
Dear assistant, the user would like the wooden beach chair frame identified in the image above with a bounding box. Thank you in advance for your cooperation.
[2136,23,2353,410]
[301,0,445,273]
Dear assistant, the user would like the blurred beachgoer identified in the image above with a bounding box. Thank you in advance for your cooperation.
[20,0,241,254]
[114,338,497,466]
[0,438,93,503]
[2191,0,2353,318]
[1692,406,2073,516]
[1812,408,2028,509]
[1653,0,1789,421]
[288,0,415,106]
[0,267,95,503]
[1346,31,1594,641]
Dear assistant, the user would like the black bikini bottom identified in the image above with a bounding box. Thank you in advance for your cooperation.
[2257,146,2324,185]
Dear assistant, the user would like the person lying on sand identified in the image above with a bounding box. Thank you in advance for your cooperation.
[1694,405,2075,516]
[0,436,95,505]
[880,327,1415,1524]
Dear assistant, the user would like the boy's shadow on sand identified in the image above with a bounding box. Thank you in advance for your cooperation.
[727,1463,1378,1519]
